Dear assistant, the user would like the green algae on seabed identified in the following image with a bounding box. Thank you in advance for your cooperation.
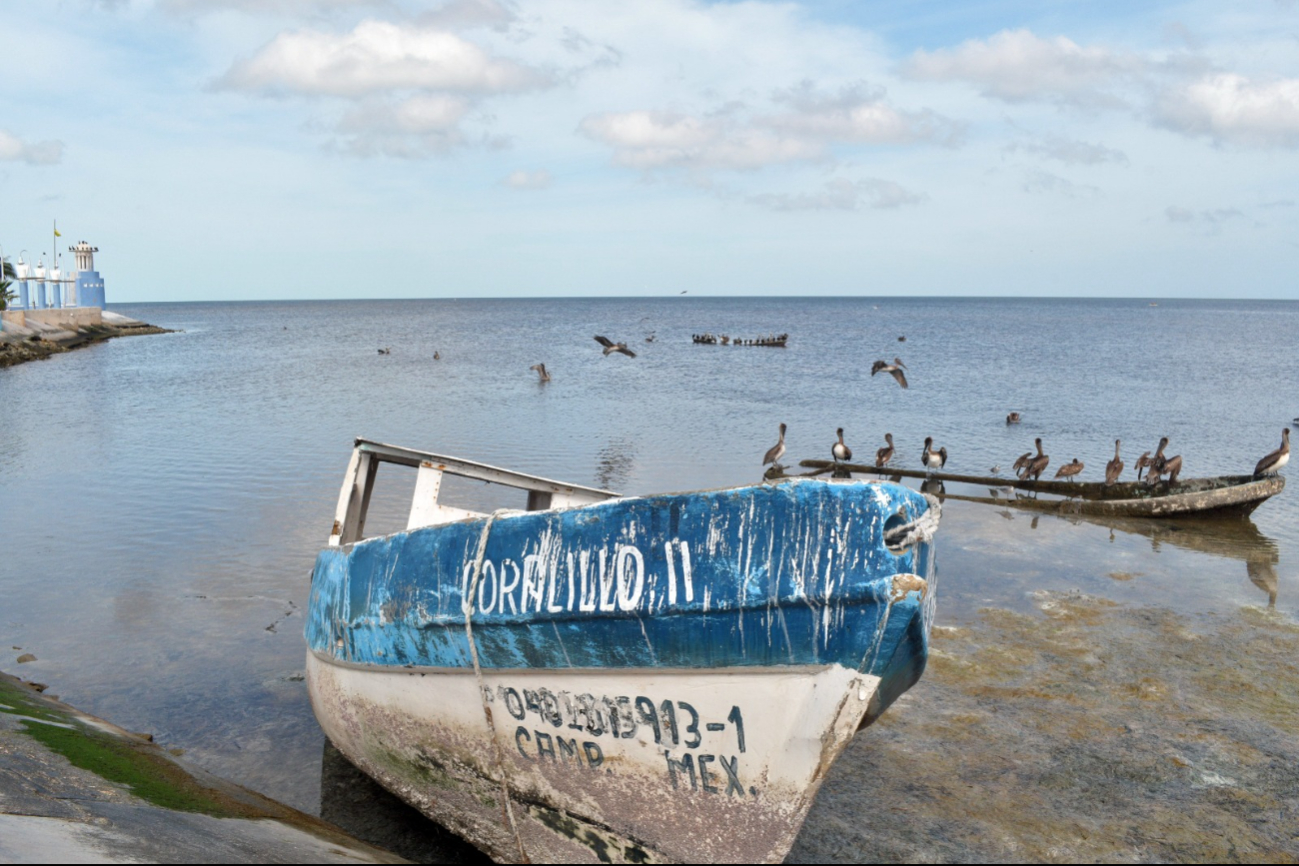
[0,677,248,817]
[790,593,1299,864]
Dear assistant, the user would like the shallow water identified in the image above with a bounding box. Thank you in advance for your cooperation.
[1,297,1295,851]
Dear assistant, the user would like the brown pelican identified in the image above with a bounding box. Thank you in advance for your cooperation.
[529,363,551,383]
[1006,412,1021,425]
[763,423,787,470]
[1148,437,1182,485]
[1024,438,1050,482]
[875,433,895,468]
[832,428,853,468]
[594,336,636,357]
[1134,451,1152,481]
[893,357,907,370]
[433,351,441,360]
[1055,458,1084,481]
[1011,451,1033,478]
[378,347,391,355]
[870,360,908,388]
[1254,428,1290,476]
[921,437,947,473]
[1105,440,1124,485]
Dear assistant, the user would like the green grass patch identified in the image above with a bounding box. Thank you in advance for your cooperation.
[0,678,248,817]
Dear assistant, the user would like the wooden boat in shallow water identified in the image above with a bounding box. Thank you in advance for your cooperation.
[799,460,1284,518]
[307,439,942,864]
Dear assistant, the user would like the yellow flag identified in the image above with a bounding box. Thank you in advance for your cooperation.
[54,228,62,237]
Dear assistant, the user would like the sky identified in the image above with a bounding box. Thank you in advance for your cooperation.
[1,0,1298,301]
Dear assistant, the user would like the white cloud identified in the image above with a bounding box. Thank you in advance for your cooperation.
[333,94,470,155]
[579,83,958,174]
[578,111,822,171]
[1165,205,1253,232]
[163,0,390,14]
[902,29,1139,107]
[505,169,551,189]
[749,177,925,212]
[218,19,546,98]
[1154,73,1299,147]
[763,81,964,146]
[0,130,64,165]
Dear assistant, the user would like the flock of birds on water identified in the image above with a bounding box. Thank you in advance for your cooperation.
[374,330,1291,489]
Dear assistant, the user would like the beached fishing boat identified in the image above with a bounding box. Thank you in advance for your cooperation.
[800,461,1285,518]
[306,439,941,864]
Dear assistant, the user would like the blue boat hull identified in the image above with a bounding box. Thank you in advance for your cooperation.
[306,478,938,863]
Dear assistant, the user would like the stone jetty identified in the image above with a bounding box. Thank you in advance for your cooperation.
[0,309,171,369]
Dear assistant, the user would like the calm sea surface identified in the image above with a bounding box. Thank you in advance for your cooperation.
[1,296,1296,817]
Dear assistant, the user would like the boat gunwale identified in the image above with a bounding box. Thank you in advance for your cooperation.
[308,648,846,677]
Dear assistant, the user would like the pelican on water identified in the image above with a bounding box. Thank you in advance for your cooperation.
[530,363,551,383]
[1006,412,1021,425]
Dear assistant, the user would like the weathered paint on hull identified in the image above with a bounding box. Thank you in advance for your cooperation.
[307,655,880,864]
[306,478,939,862]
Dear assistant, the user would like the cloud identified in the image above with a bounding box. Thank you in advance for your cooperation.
[217,20,547,98]
[902,29,1139,108]
[1153,73,1299,148]
[0,130,64,165]
[1165,205,1252,232]
[163,0,391,14]
[333,94,471,155]
[749,177,925,212]
[578,111,822,171]
[764,81,964,146]
[1005,135,1128,165]
[580,83,959,174]
[505,169,552,189]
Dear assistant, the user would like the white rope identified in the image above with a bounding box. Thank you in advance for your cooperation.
[883,493,942,549]
[461,509,528,863]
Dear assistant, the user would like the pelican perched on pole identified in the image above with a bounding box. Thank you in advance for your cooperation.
[1024,438,1050,482]
[831,428,853,474]
[763,423,787,471]
[875,433,895,469]
[921,437,947,474]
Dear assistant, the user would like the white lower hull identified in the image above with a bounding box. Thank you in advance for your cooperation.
[307,654,880,863]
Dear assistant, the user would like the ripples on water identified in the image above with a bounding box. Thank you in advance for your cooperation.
[0,296,1295,813]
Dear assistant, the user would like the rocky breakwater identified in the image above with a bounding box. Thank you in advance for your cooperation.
[0,309,172,369]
